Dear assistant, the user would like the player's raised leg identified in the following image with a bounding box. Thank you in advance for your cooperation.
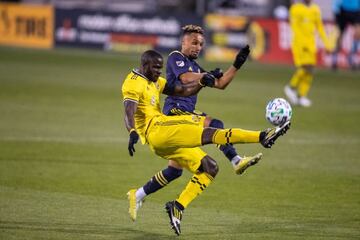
[208,117,262,174]
[203,121,291,148]
[148,115,290,151]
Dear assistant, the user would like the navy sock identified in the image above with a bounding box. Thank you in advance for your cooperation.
[210,119,238,161]
[219,144,238,161]
[143,166,182,195]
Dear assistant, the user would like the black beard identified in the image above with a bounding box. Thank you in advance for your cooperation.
[189,55,198,60]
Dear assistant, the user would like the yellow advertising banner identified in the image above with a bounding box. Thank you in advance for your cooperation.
[0,3,53,48]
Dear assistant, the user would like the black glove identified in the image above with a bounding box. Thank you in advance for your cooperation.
[128,130,139,156]
[199,73,216,87]
[233,45,250,69]
[209,68,223,79]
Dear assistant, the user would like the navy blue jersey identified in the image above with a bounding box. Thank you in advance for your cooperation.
[163,51,204,115]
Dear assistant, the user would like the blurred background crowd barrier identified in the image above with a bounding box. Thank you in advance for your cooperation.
[0,0,358,68]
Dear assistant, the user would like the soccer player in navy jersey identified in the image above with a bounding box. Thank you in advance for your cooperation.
[163,24,262,174]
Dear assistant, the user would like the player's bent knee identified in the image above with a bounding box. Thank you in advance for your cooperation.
[198,156,219,178]
[209,118,224,129]
[201,128,217,145]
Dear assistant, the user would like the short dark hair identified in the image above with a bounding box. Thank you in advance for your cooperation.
[182,25,204,36]
[141,50,163,66]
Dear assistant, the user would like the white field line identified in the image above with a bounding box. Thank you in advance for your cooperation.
[0,136,359,145]
[0,136,128,144]
[287,137,360,145]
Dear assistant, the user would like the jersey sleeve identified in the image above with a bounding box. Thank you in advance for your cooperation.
[314,5,331,50]
[157,77,167,93]
[122,76,144,103]
[289,5,301,36]
[167,52,190,79]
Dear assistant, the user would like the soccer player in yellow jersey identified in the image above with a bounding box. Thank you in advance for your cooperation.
[284,0,332,107]
[123,50,290,236]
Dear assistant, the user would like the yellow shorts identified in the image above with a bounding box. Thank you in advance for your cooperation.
[292,44,316,66]
[146,114,207,173]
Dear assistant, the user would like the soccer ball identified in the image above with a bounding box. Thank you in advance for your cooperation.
[265,98,292,126]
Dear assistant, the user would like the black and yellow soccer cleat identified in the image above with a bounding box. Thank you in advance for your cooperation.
[234,153,263,175]
[165,201,182,236]
[261,121,291,148]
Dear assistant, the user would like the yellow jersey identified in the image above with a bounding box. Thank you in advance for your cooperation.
[289,2,330,51]
[122,69,167,144]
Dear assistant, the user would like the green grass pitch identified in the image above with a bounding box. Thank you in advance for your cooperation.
[0,46,359,239]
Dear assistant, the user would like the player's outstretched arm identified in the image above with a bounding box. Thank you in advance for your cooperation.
[124,100,139,156]
[213,45,250,89]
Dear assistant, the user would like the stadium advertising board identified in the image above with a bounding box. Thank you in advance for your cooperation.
[55,8,202,53]
[205,14,357,69]
[209,0,275,17]
[0,3,53,49]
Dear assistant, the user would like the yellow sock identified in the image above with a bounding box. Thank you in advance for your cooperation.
[290,68,306,88]
[212,128,260,145]
[176,173,213,208]
[298,72,313,97]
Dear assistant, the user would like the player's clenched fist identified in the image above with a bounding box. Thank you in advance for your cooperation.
[199,73,216,87]
[209,68,223,79]
[128,129,139,156]
[233,45,250,69]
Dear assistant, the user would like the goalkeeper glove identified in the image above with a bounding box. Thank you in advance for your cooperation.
[128,129,139,156]
[199,73,216,87]
[233,45,250,69]
[209,68,223,79]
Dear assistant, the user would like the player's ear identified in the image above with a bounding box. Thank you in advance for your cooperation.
[181,35,188,45]
[181,37,185,45]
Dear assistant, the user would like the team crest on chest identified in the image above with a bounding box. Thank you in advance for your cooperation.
[188,66,193,72]
[150,95,156,105]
